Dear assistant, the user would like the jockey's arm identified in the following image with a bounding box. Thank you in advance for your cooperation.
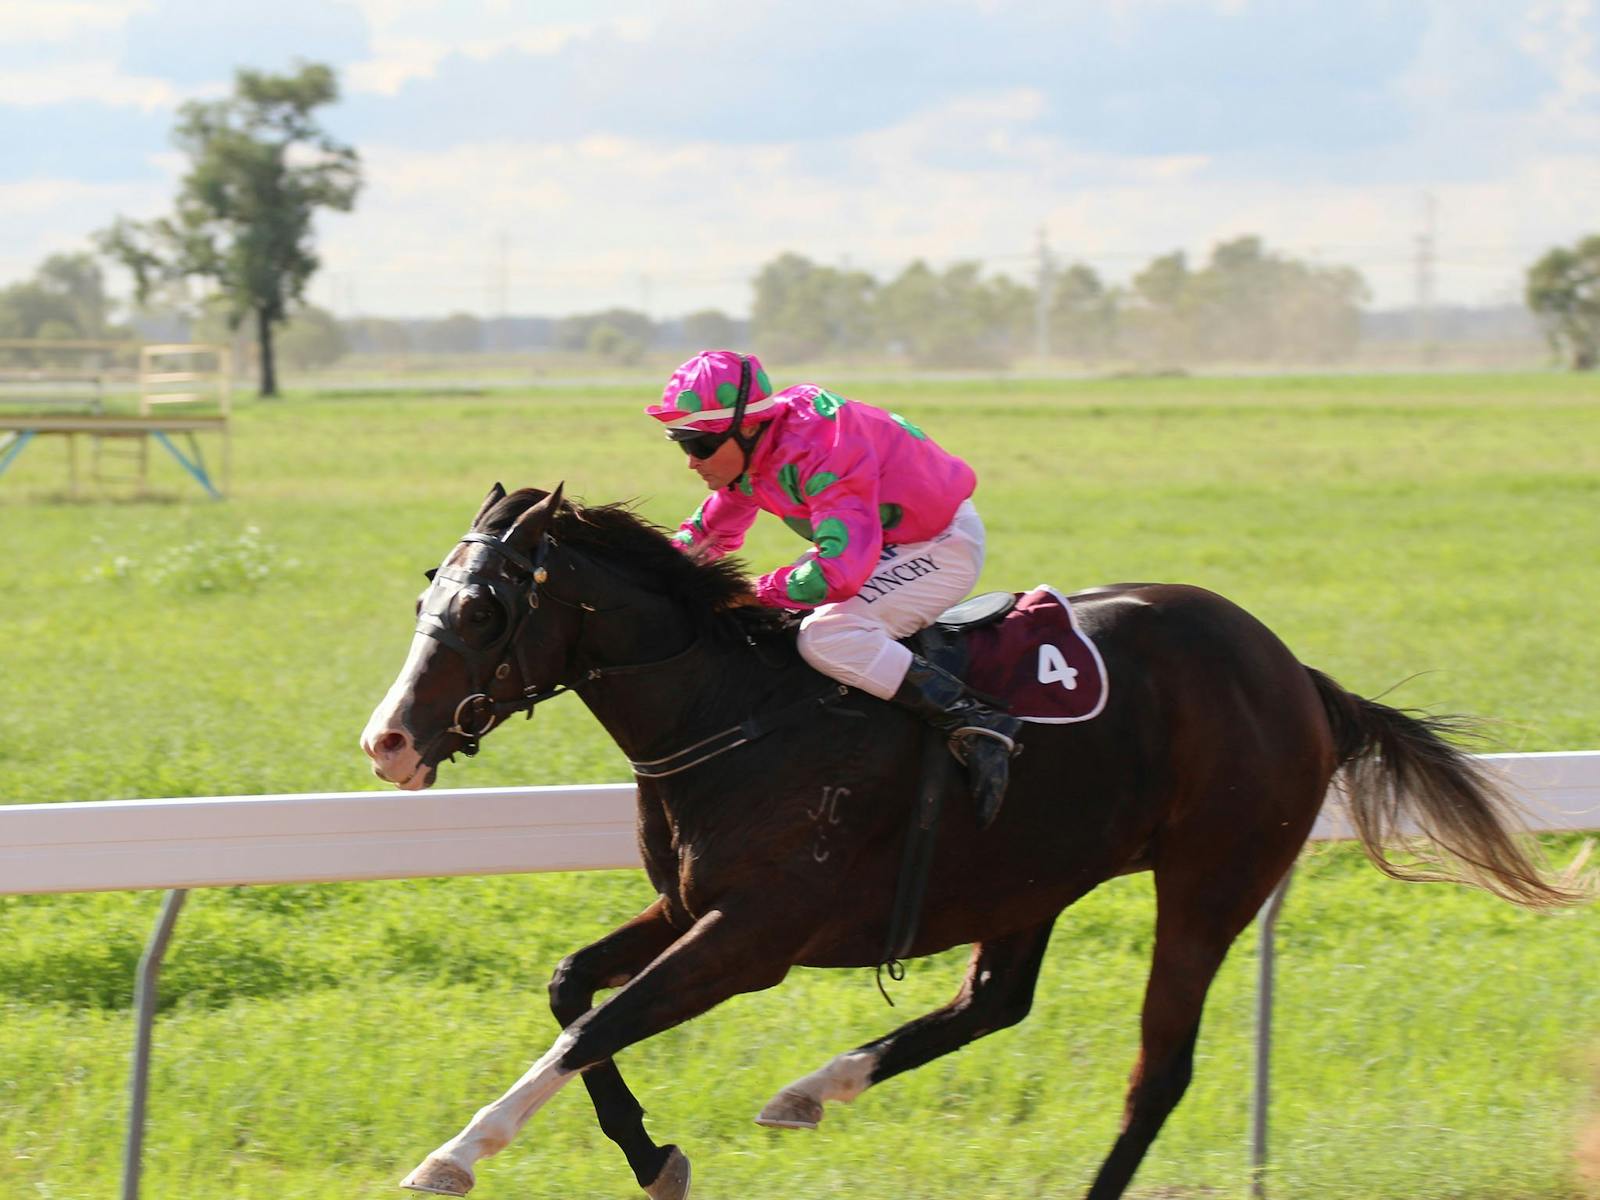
[671,486,759,560]
[753,453,883,611]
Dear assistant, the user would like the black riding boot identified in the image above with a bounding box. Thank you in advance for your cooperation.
[892,655,1022,829]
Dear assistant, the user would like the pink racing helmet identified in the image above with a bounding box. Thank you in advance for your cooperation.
[645,350,776,436]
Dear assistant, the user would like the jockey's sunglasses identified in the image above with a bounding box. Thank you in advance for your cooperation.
[665,355,753,460]
[670,430,727,460]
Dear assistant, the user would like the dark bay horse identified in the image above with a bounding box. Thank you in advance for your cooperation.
[360,484,1578,1200]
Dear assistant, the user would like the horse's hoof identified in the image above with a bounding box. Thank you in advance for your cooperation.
[643,1145,691,1200]
[400,1154,475,1196]
[754,1088,823,1130]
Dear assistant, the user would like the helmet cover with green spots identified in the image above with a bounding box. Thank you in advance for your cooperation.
[646,349,776,433]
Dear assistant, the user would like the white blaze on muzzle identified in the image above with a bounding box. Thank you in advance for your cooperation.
[361,629,440,782]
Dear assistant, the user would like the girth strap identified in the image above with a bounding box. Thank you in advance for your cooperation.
[878,727,959,1000]
[629,684,850,779]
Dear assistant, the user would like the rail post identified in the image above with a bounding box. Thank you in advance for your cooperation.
[1250,867,1295,1198]
[122,888,188,1200]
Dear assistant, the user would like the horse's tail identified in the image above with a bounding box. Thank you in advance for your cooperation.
[1307,667,1589,909]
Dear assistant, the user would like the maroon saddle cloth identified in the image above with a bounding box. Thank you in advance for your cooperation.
[960,586,1110,723]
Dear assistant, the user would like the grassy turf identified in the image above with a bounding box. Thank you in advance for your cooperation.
[1,372,1597,1199]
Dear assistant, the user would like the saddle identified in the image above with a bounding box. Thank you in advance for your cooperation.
[909,586,1109,723]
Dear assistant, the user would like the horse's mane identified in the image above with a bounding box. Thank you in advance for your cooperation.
[478,488,791,641]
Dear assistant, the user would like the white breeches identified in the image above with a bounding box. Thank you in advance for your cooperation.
[797,499,986,700]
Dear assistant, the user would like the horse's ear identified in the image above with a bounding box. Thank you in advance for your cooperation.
[471,482,507,530]
[506,481,564,548]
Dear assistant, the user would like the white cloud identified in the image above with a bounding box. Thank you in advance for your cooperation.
[0,176,169,279]
[0,61,177,109]
[1521,0,1600,114]
[0,1,139,45]
[347,24,607,95]
[3,0,1595,317]
[342,2,652,96]
[308,87,1588,318]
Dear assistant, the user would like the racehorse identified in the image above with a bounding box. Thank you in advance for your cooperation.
[361,483,1579,1200]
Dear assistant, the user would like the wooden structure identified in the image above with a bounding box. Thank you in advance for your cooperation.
[0,337,138,414]
[0,342,231,498]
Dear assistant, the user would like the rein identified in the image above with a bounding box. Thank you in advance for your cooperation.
[629,684,850,778]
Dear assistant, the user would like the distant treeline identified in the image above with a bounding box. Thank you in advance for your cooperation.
[0,241,1549,376]
[335,236,1375,369]
[338,309,752,360]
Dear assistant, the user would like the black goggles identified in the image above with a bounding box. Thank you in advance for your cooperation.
[665,355,753,460]
[671,429,730,460]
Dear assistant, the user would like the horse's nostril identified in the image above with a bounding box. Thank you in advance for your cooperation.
[375,730,408,757]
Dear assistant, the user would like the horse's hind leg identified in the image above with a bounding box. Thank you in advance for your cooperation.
[1084,847,1299,1200]
[757,920,1055,1129]
[547,898,687,1198]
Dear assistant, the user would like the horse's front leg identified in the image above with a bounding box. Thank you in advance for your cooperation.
[547,896,686,1196]
[401,895,816,1198]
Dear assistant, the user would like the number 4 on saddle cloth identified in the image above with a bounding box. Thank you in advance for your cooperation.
[911,586,1110,724]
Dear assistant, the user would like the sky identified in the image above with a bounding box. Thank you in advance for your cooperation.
[2,0,1598,318]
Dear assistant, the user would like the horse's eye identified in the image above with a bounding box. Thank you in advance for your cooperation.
[469,605,494,625]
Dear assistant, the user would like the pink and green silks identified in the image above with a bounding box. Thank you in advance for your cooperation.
[669,385,977,610]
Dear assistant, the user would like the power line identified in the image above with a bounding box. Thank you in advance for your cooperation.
[1415,192,1438,364]
[1033,226,1056,361]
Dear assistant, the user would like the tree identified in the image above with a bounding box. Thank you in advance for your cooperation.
[1122,240,1367,367]
[553,308,655,354]
[1049,263,1118,362]
[1125,251,1194,365]
[418,313,484,355]
[876,260,1031,368]
[680,308,742,349]
[0,252,125,365]
[586,322,645,365]
[343,316,413,355]
[0,253,117,338]
[276,304,347,371]
[99,62,361,397]
[750,253,876,361]
[1526,235,1600,370]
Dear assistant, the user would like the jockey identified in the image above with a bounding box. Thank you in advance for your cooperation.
[646,348,1021,826]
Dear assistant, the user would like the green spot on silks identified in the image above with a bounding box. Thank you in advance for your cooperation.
[756,366,771,394]
[814,517,849,559]
[671,530,695,546]
[735,474,754,496]
[804,472,839,497]
[879,503,903,530]
[785,560,828,605]
[715,381,739,408]
[676,388,704,412]
[891,413,927,439]
[777,463,803,505]
[812,389,848,419]
[689,502,707,533]
[782,515,815,541]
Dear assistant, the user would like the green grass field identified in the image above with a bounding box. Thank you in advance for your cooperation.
[1,372,1597,1199]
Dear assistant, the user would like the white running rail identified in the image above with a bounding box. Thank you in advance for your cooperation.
[5,753,1595,897]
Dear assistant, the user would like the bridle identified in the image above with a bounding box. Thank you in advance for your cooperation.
[412,528,580,761]
[410,510,849,779]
